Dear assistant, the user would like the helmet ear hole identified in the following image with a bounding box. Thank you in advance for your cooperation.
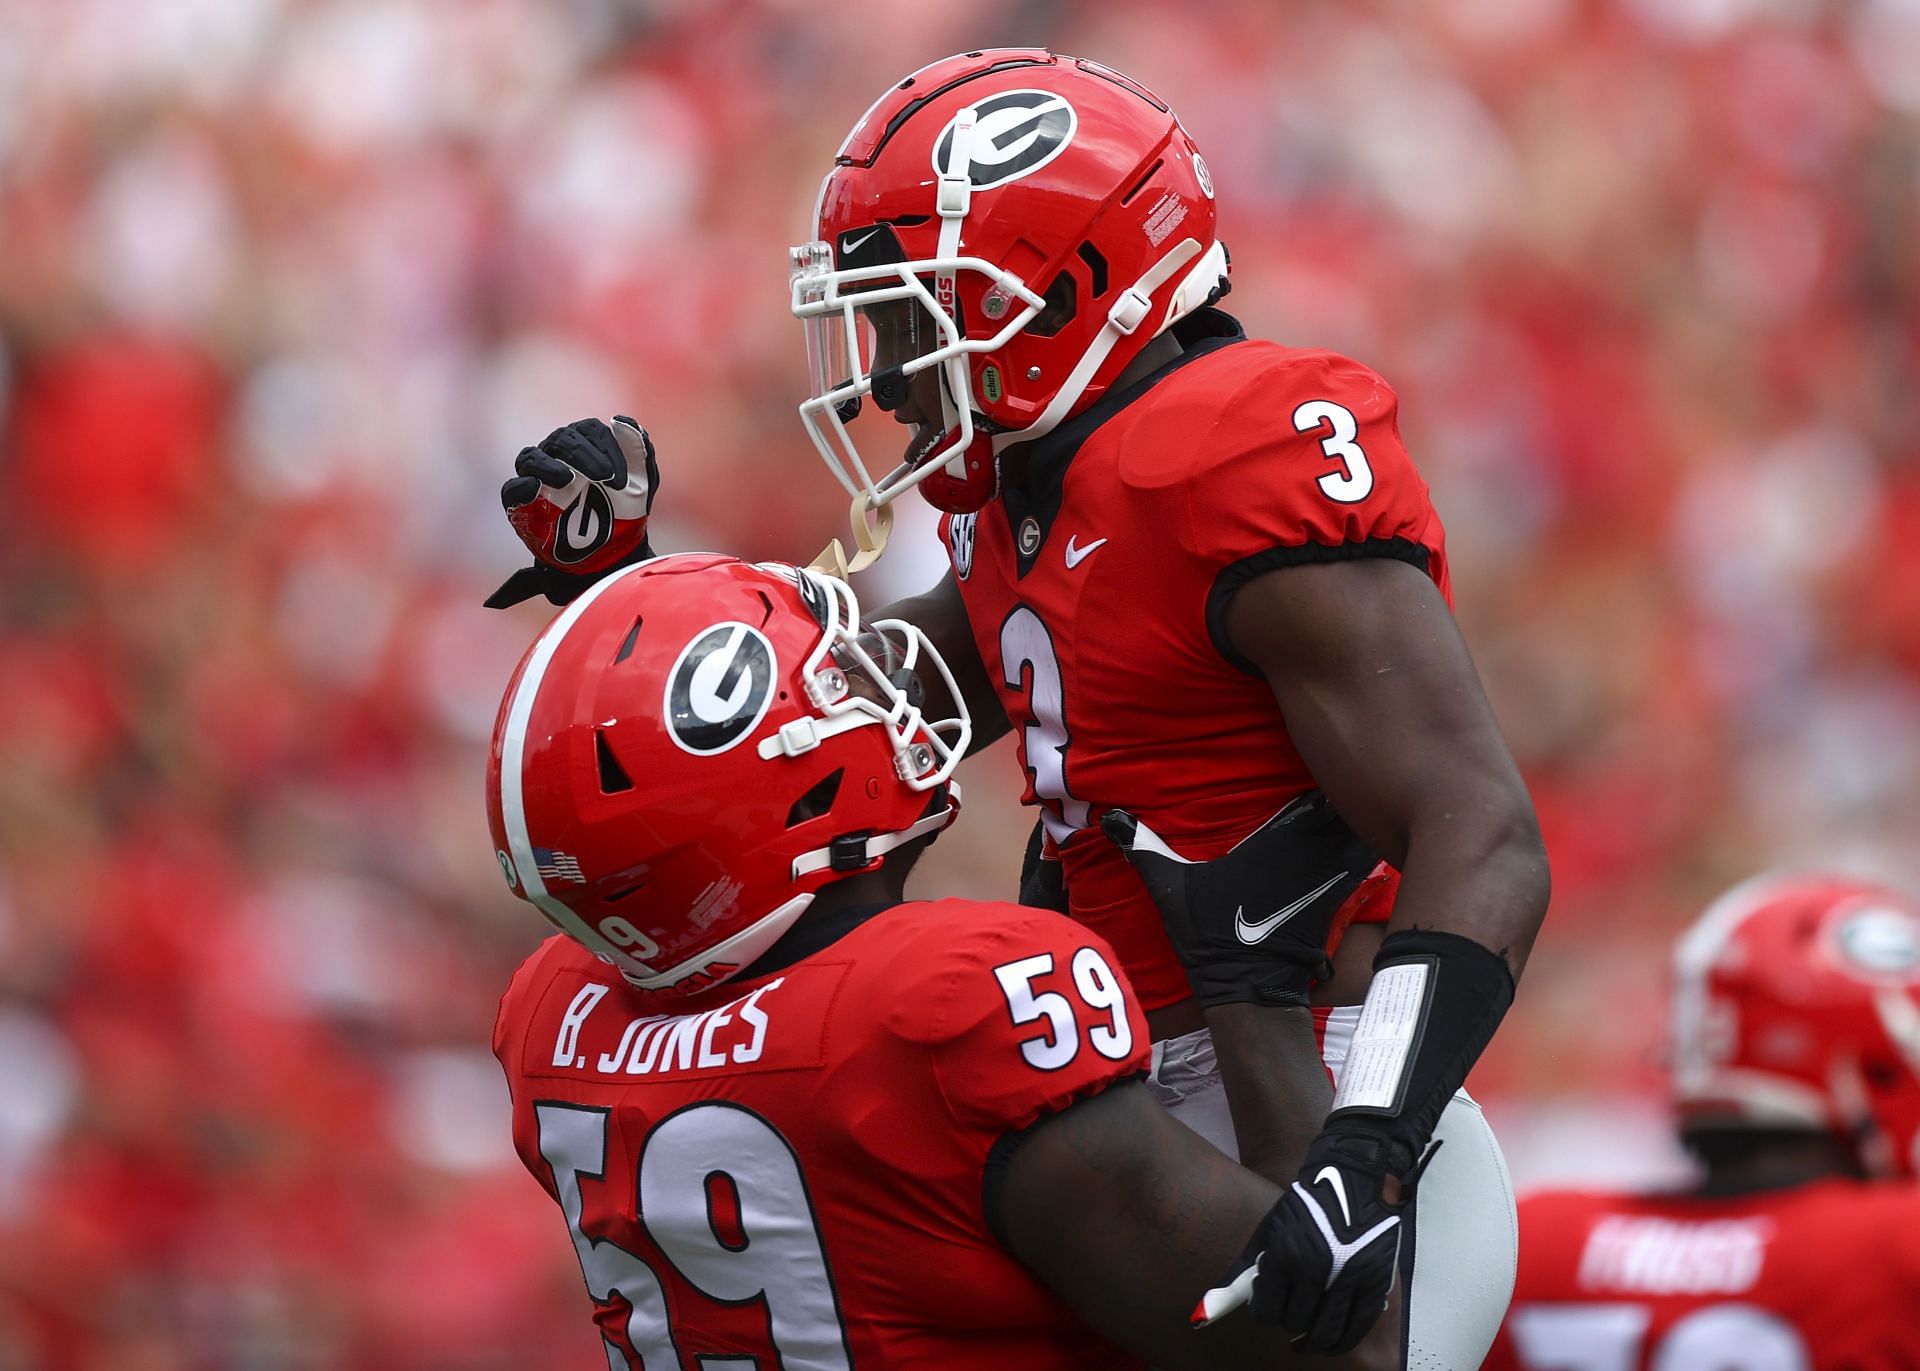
[1865,1059,1905,1092]
[1024,271,1077,339]
[786,768,845,828]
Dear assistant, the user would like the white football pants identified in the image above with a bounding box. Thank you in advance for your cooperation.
[1145,1015,1517,1371]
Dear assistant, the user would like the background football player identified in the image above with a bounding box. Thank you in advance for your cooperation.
[490,49,1551,1364]
[487,552,1405,1369]
[1486,873,1920,1370]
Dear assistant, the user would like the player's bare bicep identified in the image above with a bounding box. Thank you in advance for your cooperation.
[1226,557,1547,970]
[1226,559,1515,851]
[1226,556,1467,685]
[994,1082,1302,1370]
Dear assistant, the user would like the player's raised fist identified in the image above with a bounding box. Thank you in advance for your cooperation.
[1100,791,1374,1008]
[485,416,659,608]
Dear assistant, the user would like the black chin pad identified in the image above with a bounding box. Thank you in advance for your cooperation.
[870,366,909,412]
[834,396,862,423]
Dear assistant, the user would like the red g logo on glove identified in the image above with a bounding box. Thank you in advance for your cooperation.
[488,416,660,607]
[513,480,624,569]
[505,416,656,574]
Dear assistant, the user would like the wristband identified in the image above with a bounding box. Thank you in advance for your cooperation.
[1327,928,1515,1175]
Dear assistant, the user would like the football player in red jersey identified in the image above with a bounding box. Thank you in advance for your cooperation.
[487,553,1405,1369]
[1487,873,1920,1371]
[491,50,1550,1364]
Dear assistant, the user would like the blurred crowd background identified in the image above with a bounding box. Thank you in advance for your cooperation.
[2,0,1918,1364]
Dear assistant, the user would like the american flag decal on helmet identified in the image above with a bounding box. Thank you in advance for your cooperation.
[532,847,586,884]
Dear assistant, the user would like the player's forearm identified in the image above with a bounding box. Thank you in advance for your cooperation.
[1317,805,1527,1182]
[1203,1003,1333,1187]
[878,576,1011,750]
[1388,791,1549,980]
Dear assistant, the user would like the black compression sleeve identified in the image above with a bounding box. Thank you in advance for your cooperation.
[1324,929,1515,1175]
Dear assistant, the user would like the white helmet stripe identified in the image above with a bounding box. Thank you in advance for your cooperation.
[499,559,656,975]
[1673,869,1815,983]
[1671,870,1813,1102]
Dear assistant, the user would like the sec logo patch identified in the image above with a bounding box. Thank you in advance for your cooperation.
[949,512,976,580]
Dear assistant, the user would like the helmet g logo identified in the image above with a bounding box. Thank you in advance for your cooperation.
[933,90,1077,190]
[1835,907,1920,979]
[665,623,777,755]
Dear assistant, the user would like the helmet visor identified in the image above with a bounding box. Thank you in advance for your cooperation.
[799,293,932,405]
[789,239,1044,505]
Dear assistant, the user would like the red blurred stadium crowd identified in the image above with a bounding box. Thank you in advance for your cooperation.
[1,0,1917,1364]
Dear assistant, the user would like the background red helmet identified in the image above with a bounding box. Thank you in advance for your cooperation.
[485,554,968,1003]
[1671,871,1920,1177]
[790,48,1229,514]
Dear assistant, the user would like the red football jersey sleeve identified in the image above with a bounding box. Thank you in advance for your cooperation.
[882,905,1152,1135]
[945,325,1449,1010]
[1168,349,1443,587]
[1487,1181,1920,1371]
[493,900,1151,1370]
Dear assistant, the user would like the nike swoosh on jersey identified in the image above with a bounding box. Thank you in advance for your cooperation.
[1064,535,1108,568]
[1233,871,1349,945]
[1315,1165,1353,1227]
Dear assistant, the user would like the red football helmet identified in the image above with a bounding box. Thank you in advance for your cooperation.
[486,554,969,1002]
[790,49,1228,514]
[1671,871,1920,1177]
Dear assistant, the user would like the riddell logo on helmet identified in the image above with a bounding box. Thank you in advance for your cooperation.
[932,90,1078,190]
[1192,151,1215,200]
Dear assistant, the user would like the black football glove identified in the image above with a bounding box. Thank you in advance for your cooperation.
[1200,927,1513,1348]
[485,416,659,608]
[1247,1127,1413,1353]
[1017,817,1069,913]
[1100,792,1375,1008]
